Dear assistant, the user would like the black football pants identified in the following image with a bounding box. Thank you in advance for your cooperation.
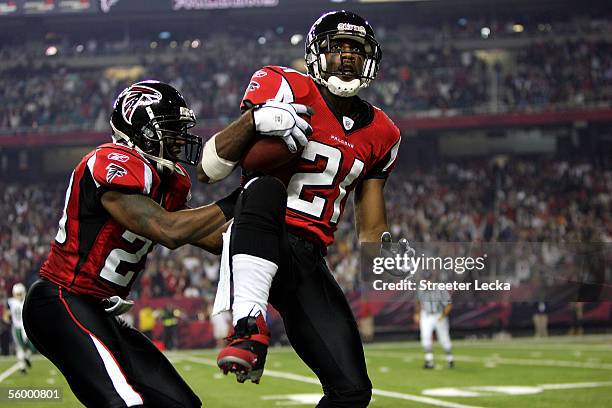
[231,176,372,407]
[23,279,201,408]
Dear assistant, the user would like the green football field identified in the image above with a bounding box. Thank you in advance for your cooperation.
[1,335,610,407]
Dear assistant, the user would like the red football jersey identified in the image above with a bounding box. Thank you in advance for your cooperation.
[242,66,401,247]
[40,143,191,299]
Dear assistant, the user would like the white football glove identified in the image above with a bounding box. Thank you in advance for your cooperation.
[253,100,313,153]
[103,296,134,316]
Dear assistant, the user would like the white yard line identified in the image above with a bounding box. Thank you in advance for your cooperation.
[0,355,48,362]
[0,363,21,383]
[366,351,612,370]
[538,381,612,390]
[183,356,482,408]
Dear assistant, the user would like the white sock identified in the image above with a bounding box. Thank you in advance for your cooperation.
[446,351,454,362]
[231,254,278,326]
[425,352,433,363]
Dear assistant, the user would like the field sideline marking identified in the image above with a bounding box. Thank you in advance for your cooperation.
[368,343,612,352]
[363,337,612,352]
[366,351,612,370]
[0,363,21,383]
[183,356,482,408]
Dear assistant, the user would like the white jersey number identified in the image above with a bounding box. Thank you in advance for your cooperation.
[286,141,364,224]
[100,230,153,287]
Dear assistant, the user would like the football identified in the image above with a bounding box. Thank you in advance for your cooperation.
[240,136,299,172]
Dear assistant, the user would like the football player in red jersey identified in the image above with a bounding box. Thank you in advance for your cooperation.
[22,80,311,408]
[209,11,401,407]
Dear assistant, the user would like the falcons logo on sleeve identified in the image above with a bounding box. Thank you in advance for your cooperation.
[106,163,128,183]
[120,85,163,124]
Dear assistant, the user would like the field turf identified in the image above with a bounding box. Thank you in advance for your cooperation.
[0,335,610,407]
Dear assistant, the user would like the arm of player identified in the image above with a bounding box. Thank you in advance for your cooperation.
[414,302,421,324]
[197,110,255,184]
[440,304,452,320]
[354,178,389,245]
[191,221,230,255]
[101,191,227,250]
[197,102,312,183]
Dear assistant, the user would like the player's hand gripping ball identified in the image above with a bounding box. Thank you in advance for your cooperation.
[242,100,313,172]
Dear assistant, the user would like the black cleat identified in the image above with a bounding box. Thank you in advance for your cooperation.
[424,361,434,369]
[448,361,455,369]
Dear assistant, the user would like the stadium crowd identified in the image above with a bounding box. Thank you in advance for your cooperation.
[1,159,610,298]
[0,18,610,134]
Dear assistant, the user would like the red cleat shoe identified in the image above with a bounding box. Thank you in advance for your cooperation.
[217,313,270,384]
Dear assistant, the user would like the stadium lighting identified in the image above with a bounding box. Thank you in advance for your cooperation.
[191,39,201,48]
[75,44,84,53]
[150,41,158,49]
[290,34,303,46]
[538,23,552,32]
[45,46,58,56]
[481,27,491,39]
[159,31,171,40]
[258,36,267,45]
[513,24,524,33]
[170,41,178,49]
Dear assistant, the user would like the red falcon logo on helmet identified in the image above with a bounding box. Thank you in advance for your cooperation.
[120,85,163,125]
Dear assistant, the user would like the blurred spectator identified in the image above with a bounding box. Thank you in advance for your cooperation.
[0,17,609,134]
[1,157,610,296]
[532,301,548,337]
[138,306,156,340]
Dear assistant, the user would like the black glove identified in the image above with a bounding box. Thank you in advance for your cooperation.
[380,232,415,277]
[215,187,243,221]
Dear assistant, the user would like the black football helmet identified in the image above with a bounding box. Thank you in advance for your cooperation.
[305,10,382,97]
[110,80,202,173]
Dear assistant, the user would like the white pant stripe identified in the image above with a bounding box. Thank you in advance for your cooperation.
[90,334,144,406]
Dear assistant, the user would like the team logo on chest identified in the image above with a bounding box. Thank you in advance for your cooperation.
[120,85,163,124]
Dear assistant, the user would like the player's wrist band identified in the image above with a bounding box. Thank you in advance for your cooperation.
[201,134,238,184]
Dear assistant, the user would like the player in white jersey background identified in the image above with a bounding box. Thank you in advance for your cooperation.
[415,281,454,369]
[4,283,34,374]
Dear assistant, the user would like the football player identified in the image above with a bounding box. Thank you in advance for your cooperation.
[207,11,402,407]
[23,80,310,407]
[4,283,34,374]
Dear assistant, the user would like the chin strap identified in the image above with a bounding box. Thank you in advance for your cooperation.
[138,147,176,174]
